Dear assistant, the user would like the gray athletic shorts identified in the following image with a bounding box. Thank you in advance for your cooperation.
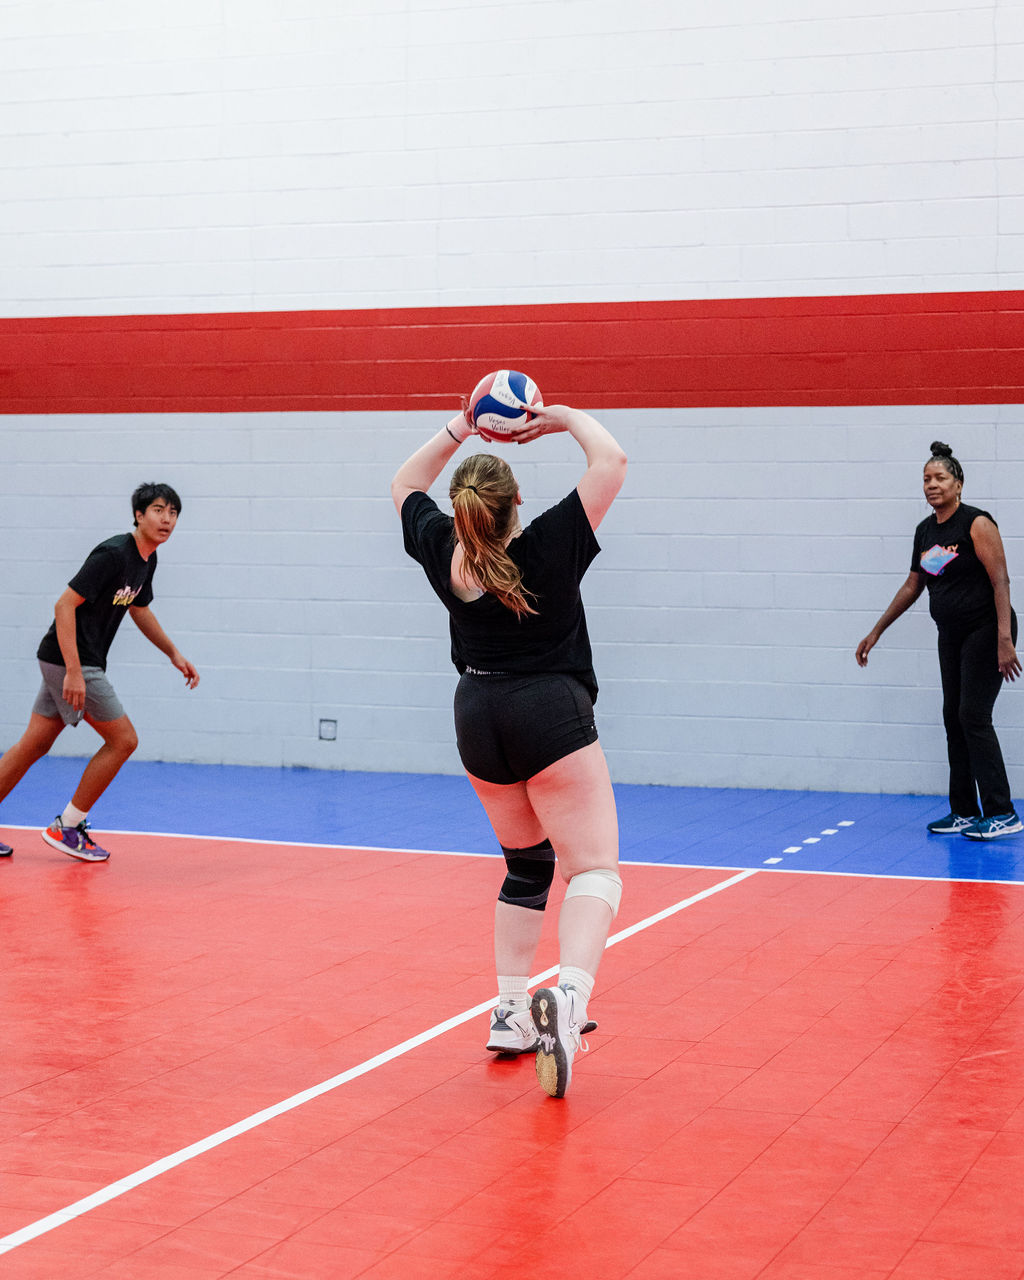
[33,660,125,727]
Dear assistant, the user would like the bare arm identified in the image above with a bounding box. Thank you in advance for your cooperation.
[129,605,200,688]
[855,572,925,667]
[54,586,87,711]
[390,413,473,514]
[513,405,627,530]
[972,516,1021,682]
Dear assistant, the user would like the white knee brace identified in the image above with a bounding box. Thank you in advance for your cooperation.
[564,868,622,918]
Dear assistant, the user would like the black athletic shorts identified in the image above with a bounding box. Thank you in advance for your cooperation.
[454,671,599,785]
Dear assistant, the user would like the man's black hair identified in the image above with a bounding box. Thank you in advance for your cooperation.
[132,482,182,527]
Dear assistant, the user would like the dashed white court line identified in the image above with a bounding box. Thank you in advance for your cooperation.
[0,866,758,1256]
[764,820,855,866]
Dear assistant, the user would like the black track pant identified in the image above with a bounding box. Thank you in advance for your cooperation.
[937,612,1017,817]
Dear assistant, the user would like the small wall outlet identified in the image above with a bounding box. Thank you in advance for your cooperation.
[318,718,337,741]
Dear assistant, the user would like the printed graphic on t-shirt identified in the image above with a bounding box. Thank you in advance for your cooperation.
[920,544,959,576]
[112,583,144,606]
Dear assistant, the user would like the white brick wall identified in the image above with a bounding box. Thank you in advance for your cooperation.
[1,0,1021,314]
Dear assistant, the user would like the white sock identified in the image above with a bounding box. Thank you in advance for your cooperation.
[497,975,530,1012]
[558,965,595,1013]
[61,803,88,828]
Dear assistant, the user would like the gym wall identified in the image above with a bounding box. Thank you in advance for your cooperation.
[1,1,1022,794]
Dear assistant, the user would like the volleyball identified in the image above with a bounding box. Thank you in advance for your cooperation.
[468,370,543,442]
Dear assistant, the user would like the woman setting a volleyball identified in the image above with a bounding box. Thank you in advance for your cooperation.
[857,441,1021,839]
[391,384,627,1098]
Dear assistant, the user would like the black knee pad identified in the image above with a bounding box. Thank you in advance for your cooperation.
[498,839,556,911]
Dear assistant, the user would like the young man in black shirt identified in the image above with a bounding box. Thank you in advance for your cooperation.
[0,483,199,862]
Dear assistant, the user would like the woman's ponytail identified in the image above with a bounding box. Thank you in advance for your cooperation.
[451,455,536,616]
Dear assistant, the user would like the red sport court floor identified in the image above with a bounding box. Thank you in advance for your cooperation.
[2,759,1023,1280]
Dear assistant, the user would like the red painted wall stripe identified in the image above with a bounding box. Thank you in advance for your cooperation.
[1,291,1021,413]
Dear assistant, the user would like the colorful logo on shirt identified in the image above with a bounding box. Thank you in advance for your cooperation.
[112,583,142,606]
[920,543,958,576]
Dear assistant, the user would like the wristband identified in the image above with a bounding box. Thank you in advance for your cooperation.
[445,415,472,444]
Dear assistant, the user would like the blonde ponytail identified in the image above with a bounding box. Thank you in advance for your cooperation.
[450,455,536,616]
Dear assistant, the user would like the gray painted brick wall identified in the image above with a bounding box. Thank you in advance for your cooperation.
[2,408,1021,796]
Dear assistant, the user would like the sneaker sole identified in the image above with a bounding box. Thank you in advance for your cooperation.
[40,829,109,861]
[963,823,1023,841]
[532,988,569,1098]
[485,1040,539,1056]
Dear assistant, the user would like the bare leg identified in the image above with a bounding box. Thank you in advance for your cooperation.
[469,744,620,1093]
[525,741,619,977]
[556,896,614,976]
[0,714,64,803]
[469,740,620,980]
[466,774,549,979]
[72,715,138,812]
[492,900,544,975]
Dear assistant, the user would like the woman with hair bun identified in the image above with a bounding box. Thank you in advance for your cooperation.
[392,401,627,1098]
[857,441,1021,839]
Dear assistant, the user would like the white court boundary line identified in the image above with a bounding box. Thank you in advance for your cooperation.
[6,823,1022,885]
[0,823,480,858]
[0,867,757,1256]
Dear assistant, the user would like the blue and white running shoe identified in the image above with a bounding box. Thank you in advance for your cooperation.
[926,812,976,835]
[962,812,1023,841]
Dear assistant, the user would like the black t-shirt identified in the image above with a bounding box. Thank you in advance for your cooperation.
[911,503,996,635]
[37,533,156,670]
[402,488,601,701]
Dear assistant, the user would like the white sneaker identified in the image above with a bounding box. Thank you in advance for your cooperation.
[486,1006,538,1055]
[532,985,588,1098]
